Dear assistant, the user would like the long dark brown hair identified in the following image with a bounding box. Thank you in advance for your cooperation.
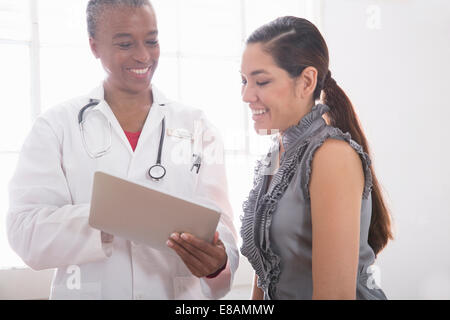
[247,16,393,256]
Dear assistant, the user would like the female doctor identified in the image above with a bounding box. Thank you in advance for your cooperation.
[6,0,238,300]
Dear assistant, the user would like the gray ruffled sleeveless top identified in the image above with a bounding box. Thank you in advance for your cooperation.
[240,104,387,300]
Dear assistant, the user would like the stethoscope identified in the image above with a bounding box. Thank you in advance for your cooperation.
[78,99,201,181]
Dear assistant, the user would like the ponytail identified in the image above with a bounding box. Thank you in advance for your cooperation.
[322,71,393,256]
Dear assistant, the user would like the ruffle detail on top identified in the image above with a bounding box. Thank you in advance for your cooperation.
[301,126,373,200]
[241,142,310,298]
[240,104,330,298]
[282,104,331,151]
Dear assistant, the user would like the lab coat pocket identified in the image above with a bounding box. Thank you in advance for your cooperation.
[169,136,193,166]
[166,137,199,192]
[173,276,202,300]
[50,282,101,300]
[188,158,201,189]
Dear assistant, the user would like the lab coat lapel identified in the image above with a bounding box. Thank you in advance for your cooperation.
[133,86,171,154]
[133,103,164,155]
[85,85,167,156]
[95,100,135,156]
[85,86,133,155]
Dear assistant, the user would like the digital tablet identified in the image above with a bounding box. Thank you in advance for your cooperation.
[88,171,221,251]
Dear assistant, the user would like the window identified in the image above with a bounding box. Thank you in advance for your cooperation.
[0,0,33,269]
[0,0,313,269]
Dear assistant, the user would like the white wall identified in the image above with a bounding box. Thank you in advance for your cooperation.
[321,0,450,299]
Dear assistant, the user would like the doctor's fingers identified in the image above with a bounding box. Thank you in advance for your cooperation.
[101,231,114,243]
[167,240,214,277]
[169,233,223,270]
[174,235,226,270]
[178,232,225,257]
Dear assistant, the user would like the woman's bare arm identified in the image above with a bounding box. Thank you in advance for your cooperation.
[251,272,264,300]
[309,139,364,299]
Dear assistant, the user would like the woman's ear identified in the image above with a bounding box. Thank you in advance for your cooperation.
[89,38,100,59]
[296,66,318,99]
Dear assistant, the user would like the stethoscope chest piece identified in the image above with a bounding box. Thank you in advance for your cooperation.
[148,164,166,181]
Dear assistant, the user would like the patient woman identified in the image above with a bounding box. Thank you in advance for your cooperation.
[239,16,393,300]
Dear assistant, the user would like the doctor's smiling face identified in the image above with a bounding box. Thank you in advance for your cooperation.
[241,43,317,134]
[89,4,160,95]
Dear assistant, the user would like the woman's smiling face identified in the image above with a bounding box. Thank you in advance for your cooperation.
[240,43,305,134]
[89,5,160,94]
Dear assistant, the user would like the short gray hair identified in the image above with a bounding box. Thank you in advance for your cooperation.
[86,0,153,38]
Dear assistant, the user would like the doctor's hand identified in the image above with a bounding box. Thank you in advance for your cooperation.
[167,231,227,278]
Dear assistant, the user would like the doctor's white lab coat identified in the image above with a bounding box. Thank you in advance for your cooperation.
[6,85,239,299]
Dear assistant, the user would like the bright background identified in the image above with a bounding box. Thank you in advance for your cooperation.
[0,0,449,299]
